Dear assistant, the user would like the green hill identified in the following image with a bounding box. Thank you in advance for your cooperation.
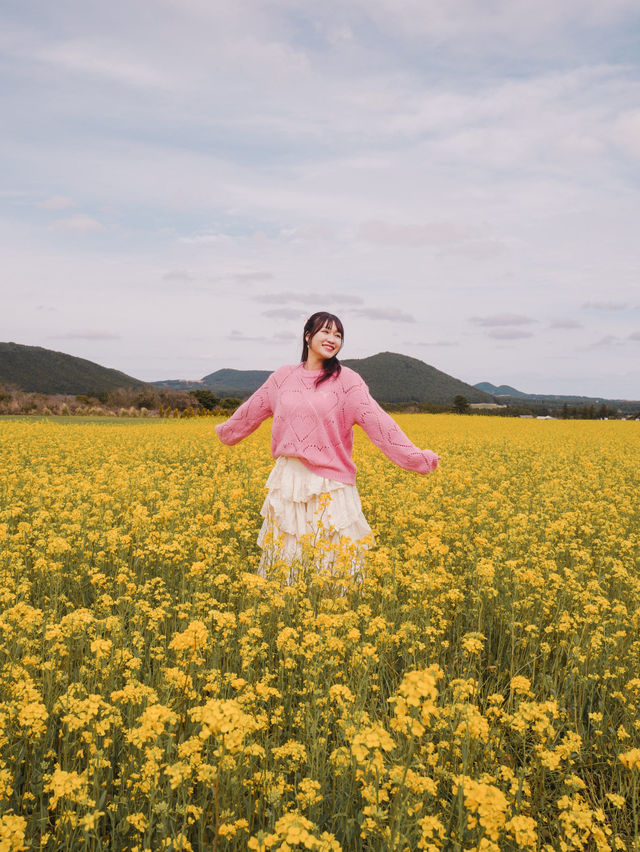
[0,342,147,394]
[201,369,272,397]
[342,352,493,404]
[475,381,527,397]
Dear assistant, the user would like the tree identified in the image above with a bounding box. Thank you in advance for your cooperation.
[190,389,219,411]
[453,394,469,414]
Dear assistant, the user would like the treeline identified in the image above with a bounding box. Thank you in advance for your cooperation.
[450,395,639,419]
[0,386,242,417]
[2,384,639,420]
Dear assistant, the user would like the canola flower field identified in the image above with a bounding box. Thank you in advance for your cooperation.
[0,414,639,852]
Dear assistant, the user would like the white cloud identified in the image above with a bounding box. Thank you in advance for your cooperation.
[33,39,169,90]
[610,109,640,159]
[353,308,416,323]
[582,300,628,310]
[228,328,297,343]
[49,331,121,340]
[50,215,105,232]
[357,220,470,247]
[36,196,75,210]
[261,308,307,321]
[487,329,535,340]
[163,270,194,282]
[411,340,459,347]
[550,319,583,329]
[471,314,536,327]
[254,292,363,305]
[588,335,625,348]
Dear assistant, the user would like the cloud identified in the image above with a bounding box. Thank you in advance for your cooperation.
[550,319,583,329]
[50,214,105,232]
[353,308,417,322]
[207,272,275,286]
[228,328,297,343]
[410,340,459,347]
[180,233,234,245]
[254,292,311,304]
[228,330,267,343]
[48,331,121,340]
[358,219,470,247]
[471,314,536,327]
[629,331,640,341]
[163,270,194,282]
[582,300,628,310]
[610,108,640,159]
[350,0,640,55]
[36,40,168,90]
[227,272,275,283]
[280,224,339,241]
[36,196,75,210]
[487,329,534,340]
[588,335,624,348]
[261,308,307,320]
[254,291,363,305]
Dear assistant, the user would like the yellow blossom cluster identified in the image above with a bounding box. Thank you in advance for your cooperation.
[0,414,638,849]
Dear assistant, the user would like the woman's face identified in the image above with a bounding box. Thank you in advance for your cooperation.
[306,321,343,362]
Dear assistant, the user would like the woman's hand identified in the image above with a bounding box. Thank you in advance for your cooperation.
[423,450,440,473]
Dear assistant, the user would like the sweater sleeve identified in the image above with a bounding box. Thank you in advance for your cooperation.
[215,375,274,445]
[351,378,439,474]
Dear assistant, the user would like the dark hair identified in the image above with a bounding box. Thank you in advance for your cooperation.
[301,312,344,387]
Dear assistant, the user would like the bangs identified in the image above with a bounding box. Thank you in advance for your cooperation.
[307,312,344,339]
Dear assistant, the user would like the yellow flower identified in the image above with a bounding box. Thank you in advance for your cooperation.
[453,776,508,841]
[619,748,640,770]
[190,698,260,752]
[126,813,148,833]
[461,632,486,655]
[510,675,532,695]
[44,767,89,810]
[506,814,538,849]
[0,814,27,852]
[169,620,209,652]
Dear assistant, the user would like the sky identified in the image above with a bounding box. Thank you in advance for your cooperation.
[2,0,640,398]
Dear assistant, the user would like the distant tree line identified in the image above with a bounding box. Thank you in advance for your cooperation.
[0,385,242,417]
[444,395,639,419]
[1,384,638,419]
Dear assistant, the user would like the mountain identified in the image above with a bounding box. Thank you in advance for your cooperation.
[154,353,494,405]
[154,369,274,396]
[202,368,273,396]
[0,342,147,394]
[475,382,528,397]
[342,352,493,404]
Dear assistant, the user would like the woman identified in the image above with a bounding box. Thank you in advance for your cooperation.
[215,312,439,571]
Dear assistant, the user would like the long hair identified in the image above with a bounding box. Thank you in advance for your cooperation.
[301,312,344,387]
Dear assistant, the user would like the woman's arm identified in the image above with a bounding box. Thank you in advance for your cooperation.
[215,375,274,445]
[351,379,439,474]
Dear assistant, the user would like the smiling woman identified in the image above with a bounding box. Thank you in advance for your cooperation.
[215,311,440,574]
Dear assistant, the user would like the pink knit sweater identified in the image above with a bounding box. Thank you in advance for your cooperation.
[215,363,439,485]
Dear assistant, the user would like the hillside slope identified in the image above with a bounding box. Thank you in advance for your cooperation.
[0,342,147,394]
[342,352,494,404]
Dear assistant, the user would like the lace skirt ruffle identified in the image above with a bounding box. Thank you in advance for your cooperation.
[257,456,374,567]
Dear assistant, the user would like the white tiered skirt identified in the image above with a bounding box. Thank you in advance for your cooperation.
[257,456,374,572]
